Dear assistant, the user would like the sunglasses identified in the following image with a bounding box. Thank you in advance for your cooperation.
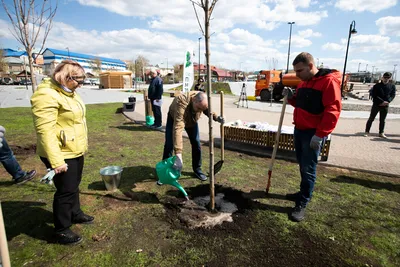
[69,76,85,84]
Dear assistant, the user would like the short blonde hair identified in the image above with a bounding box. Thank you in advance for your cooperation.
[52,60,86,86]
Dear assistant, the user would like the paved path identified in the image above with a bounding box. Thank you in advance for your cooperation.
[1,85,399,177]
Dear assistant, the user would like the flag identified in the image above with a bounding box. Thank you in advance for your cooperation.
[182,48,194,93]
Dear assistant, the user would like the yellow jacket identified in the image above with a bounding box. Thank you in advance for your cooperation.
[31,78,88,168]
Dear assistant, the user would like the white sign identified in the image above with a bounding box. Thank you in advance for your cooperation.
[182,48,194,93]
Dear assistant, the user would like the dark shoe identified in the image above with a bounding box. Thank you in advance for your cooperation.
[151,125,162,130]
[72,213,94,224]
[55,229,83,245]
[14,170,36,185]
[289,205,306,222]
[194,170,207,181]
[285,191,300,202]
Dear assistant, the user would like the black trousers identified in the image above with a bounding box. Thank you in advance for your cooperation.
[365,105,389,134]
[41,156,84,232]
[150,98,162,127]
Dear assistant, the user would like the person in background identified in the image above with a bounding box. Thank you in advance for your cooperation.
[194,78,205,92]
[0,125,36,184]
[31,60,94,245]
[148,68,163,130]
[364,72,396,139]
[161,91,224,182]
[283,52,342,222]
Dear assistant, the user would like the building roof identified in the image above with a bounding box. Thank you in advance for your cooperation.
[213,69,232,77]
[43,48,126,65]
[4,57,23,64]
[1,48,27,57]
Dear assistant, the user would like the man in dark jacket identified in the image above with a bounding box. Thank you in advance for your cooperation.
[148,68,163,129]
[364,72,396,138]
[283,52,342,222]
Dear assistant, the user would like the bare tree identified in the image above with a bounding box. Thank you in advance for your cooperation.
[134,55,149,82]
[0,49,9,74]
[90,58,102,76]
[191,0,219,210]
[2,0,57,92]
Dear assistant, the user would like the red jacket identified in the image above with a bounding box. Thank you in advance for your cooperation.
[288,69,342,137]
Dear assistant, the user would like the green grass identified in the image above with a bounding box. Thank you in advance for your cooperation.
[0,103,399,266]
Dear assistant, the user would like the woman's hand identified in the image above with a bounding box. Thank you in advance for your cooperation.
[54,164,68,174]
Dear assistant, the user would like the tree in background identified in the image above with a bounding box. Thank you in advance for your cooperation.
[174,63,183,82]
[90,58,102,76]
[134,55,149,82]
[0,49,9,74]
[1,0,57,92]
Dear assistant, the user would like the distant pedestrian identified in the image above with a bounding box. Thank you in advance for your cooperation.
[148,68,163,130]
[364,72,396,139]
[0,125,36,184]
[283,52,342,222]
[194,78,205,92]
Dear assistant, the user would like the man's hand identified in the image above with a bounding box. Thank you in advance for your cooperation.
[216,116,225,124]
[310,135,323,150]
[173,154,183,171]
[54,164,68,174]
[282,87,295,99]
[379,101,389,106]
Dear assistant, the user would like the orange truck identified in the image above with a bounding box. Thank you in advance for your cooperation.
[255,69,348,101]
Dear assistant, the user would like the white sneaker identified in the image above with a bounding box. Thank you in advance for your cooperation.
[363,132,369,137]
[379,133,388,139]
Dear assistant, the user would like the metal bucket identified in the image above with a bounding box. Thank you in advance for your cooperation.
[100,166,123,191]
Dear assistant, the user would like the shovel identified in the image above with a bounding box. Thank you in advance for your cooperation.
[266,94,287,193]
[214,91,224,175]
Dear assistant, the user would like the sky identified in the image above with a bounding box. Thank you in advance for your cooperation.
[0,0,399,76]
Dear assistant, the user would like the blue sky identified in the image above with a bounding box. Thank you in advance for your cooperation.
[1,0,399,76]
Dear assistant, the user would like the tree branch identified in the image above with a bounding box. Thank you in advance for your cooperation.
[192,2,204,36]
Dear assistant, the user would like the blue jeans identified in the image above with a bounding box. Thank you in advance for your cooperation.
[150,98,162,127]
[294,128,325,207]
[162,113,202,172]
[0,137,26,180]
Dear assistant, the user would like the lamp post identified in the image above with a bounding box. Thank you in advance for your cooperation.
[394,64,397,81]
[198,37,202,80]
[358,62,361,72]
[317,58,319,68]
[372,65,375,74]
[66,47,70,59]
[341,20,357,94]
[286,22,295,73]
[365,64,368,72]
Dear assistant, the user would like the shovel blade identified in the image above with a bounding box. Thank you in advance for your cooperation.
[214,160,224,175]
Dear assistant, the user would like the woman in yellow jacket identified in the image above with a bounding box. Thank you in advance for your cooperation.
[31,60,93,245]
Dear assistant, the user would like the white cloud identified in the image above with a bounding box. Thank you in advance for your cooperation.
[335,0,397,13]
[322,42,345,51]
[279,29,320,48]
[0,19,14,39]
[297,29,322,38]
[376,16,400,36]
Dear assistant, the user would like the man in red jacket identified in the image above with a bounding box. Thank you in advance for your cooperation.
[283,52,342,222]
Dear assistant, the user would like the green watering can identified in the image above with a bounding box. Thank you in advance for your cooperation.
[156,156,189,200]
[146,115,154,126]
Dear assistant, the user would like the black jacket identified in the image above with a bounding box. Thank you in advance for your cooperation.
[148,76,163,99]
[371,81,396,106]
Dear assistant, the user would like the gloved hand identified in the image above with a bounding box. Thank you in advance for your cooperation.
[216,116,225,124]
[173,153,183,171]
[0,126,5,149]
[282,87,295,99]
[0,125,5,134]
[310,135,323,150]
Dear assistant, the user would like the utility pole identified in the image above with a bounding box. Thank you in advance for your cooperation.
[286,22,295,73]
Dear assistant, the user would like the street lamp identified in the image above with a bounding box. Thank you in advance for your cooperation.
[317,58,319,68]
[341,20,357,94]
[198,37,202,80]
[358,62,361,72]
[394,64,397,81]
[372,65,375,74]
[365,64,368,72]
[286,22,295,73]
[66,47,70,59]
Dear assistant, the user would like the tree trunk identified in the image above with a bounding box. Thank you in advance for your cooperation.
[27,49,37,92]
[204,0,215,211]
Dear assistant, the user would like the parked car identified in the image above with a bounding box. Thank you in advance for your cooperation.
[89,78,100,85]
[19,79,32,85]
[0,77,14,85]
[83,79,92,85]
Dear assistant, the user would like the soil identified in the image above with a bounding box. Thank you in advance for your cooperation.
[160,184,372,267]
[10,144,36,155]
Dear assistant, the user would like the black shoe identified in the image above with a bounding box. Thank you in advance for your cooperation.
[14,170,36,185]
[55,229,83,245]
[72,213,94,224]
[194,170,207,181]
[289,205,306,222]
[285,191,300,202]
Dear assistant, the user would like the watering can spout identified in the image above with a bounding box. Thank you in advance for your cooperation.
[156,156,188,199]
[171,180,188,199]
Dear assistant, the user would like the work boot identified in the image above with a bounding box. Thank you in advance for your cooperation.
[55,229,83,245]
[194,169,207,181]
[379,133,388,139]
[285,191,300,202]
[14,170,36,185]
[289,205,306,222]
[72,213,94,224]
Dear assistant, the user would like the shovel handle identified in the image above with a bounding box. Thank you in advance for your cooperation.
[0,202,11,267]
[220,91,224,161]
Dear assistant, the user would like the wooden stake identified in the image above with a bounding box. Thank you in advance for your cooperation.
[0,202,11,267]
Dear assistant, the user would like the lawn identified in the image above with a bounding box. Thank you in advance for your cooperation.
[0,103,399,267]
